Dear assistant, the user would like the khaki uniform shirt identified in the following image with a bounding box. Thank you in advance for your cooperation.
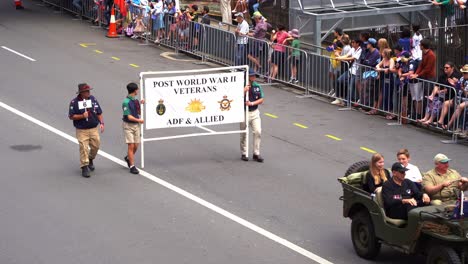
[422,168,461,202]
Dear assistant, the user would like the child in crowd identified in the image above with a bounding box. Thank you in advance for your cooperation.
[396,149,422,189]
[397,51,418,123]
[285,29,301,84]
[132,14,146,41]
[411,25,423,62]
[151,0,164,43]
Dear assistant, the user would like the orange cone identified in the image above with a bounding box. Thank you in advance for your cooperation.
[106,6,119,38]
[15,0,24,9]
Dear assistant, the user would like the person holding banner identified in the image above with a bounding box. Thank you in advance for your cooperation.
[122,82,145,174]
[68,83,104,178]
[240,69,264,162]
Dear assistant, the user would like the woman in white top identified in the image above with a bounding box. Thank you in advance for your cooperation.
[396,148,423,188]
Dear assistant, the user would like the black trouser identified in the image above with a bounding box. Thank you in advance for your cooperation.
[386,200,425,220]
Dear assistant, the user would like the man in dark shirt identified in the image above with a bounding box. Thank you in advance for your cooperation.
[382,162,431,220]
[435,62,463,128]
[200,6,210,25]
[68,83,104,178]
[240,69,264,162]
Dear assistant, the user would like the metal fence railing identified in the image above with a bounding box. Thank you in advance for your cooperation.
[39,0,468,143]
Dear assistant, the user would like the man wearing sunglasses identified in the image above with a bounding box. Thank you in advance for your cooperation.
[382,162,431,220]
[423,153,468,205]
[69,83,104,178]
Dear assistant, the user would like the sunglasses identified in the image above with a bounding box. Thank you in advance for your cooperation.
[444,66,451,69]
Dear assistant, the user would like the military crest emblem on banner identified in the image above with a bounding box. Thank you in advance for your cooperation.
[156,99,166,116]
[218,96,233,111]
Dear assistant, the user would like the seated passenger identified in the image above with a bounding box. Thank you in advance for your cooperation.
[364,153,391,193]
[383,162,430,220]
[423,153,468,205]
[396,148,422,189]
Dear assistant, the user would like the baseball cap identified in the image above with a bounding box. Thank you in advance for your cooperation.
[365,38,377,45]
[434,153,451,163]
[391,162,410,173]
[234,12,244,18]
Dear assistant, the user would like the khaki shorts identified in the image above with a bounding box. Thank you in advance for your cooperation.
[123,122,141,144]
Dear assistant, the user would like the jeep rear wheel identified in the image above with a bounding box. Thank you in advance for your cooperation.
[426,245,461,264]
[351,211,381,259]
[345,161,371,177]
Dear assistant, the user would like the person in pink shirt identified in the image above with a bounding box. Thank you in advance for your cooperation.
[269,24,290,80]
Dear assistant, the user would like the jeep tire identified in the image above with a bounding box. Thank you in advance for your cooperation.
[345,160,371,177]
[426,245,461,264]
[351,211,381,259]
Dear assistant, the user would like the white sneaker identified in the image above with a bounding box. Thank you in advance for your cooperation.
[331,99,342,105]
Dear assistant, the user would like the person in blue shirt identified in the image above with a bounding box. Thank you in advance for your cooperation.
[240,69,264,162]
[68,83,104,178]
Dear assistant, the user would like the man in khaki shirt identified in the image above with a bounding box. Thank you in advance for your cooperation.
[423,153,468,205]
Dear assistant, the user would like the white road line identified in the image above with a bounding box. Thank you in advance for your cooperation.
[196,125,215,133]
[0,101,333,264]
[1,46,36,62]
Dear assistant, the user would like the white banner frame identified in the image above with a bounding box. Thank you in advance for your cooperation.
[139,65,250,168]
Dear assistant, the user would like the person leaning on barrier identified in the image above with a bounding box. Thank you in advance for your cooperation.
[364,153,391,193]
[382,162,431,220]
[446,64,468,135]
[423,153,468,205]
[68,83,104,178]
[240,69,264,162]
[336,38,362,106]
[200,6,210,25]
[234,12,249,66]
[247,12,269,73]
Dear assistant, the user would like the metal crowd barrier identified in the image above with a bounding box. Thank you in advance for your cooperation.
[38,1,468,143]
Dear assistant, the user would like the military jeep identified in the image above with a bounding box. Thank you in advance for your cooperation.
[339,161,468,264]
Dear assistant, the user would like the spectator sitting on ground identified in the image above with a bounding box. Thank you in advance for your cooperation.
[430,61,462,129]
[446,64,468,134]
[364,153,391,193]
[382,162,430,220]
[396,148,423,188]
[423,153,468,205]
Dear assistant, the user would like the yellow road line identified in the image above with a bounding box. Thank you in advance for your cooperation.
[94,49,103,54]
[111,56,121,61]
[293,123,308,129]
[129,64,140,68]
[264,113,278,119]
[360,147,377,154]
[325,134,342,141]
[79,43,96,48]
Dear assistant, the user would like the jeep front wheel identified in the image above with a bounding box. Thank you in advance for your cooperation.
[351,211,381,259]
[426,245,461,264]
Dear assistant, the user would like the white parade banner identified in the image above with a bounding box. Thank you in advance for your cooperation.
[144,71,245,129]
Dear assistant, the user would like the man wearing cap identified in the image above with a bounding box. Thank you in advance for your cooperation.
[247,12,269,73]
[423,154,468,205]
[382,162,430,220]
[240,69,264,162]
[68,83,104,178]
[234,12,249,66]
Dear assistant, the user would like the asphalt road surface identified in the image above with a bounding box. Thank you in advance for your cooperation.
[1,1,468,264]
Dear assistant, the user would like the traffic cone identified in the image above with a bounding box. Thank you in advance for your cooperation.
[106,6,119,38]
[15,0,24,9]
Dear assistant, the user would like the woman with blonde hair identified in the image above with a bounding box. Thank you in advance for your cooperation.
[376,48,396,119]
[364,153,391,193]
[377,38,390,57]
